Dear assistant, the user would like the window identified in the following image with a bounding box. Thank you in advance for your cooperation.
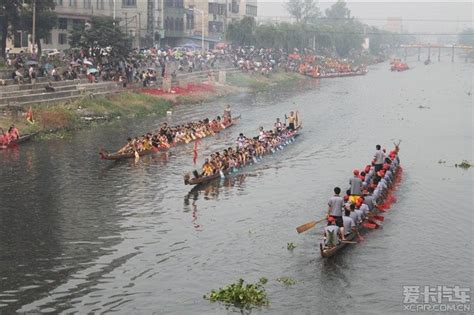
[14,31,22,48]
[96,0,104,9]
[69,0,77,7]
[186,13,194,30]
[58,18,68,30]
[122,0,136,7]
[84,0,91,9]
[43,33,52,45]
[58,33,68,45]
[208,21,223,33]
[55,0,64,5]
[246,4,257,16]
[231,1,239,13]
[73,19,85,29]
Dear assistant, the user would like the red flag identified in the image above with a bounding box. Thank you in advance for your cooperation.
[193,141,199,165]
[26,106,34,124]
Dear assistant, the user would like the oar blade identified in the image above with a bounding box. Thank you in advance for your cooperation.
[362,222,377,229]
[373,215,385,222]
[296,221,317,234]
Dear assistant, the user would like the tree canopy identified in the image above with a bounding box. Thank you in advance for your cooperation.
[458,28,474,46]
[1,0,57,57]
[69,16,131,63]
[285,0,320,24]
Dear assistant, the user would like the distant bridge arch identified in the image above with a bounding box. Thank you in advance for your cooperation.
[398,44,474,62]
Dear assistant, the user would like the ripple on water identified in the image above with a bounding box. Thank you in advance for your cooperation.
[1,62,473,314]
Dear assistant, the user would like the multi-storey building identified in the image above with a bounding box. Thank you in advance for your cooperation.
[7,0,257,52]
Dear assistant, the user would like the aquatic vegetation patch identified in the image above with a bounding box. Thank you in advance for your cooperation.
[276,277,297,286]
[287,242,297,250]
[455,160,471,169]
[204,278,269,307]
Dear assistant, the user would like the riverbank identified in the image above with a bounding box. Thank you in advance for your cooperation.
[0,71,309,138]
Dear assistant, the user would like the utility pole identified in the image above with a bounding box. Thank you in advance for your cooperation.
[125,12,128,35]
[137,12,141,49]
[113,0,116,23]
[32,0,36,54]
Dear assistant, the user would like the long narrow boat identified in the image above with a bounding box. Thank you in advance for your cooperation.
[184,125,302,186]
[319,209,382,258]
[0,133,37,149]
[306,69,368,79]
[319,164,401,258]
[99,115,241,161]
[320,231,357,258]
[316,70,368,79]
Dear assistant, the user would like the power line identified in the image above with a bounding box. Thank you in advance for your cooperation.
[257,16,474,23]
[313,31,472,36]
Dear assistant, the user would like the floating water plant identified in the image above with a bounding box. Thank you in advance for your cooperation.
[204,278,269,307]
[287,242,297,250]
[277,277,297,286]
[455,160,471,169]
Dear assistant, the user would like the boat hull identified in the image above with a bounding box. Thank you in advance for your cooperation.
[185,126,302,186]
[0,133,37,149]
[100,116,241,161]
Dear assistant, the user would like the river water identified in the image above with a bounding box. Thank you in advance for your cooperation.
[0,59,472,314]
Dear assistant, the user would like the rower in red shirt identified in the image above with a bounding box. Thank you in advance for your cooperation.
[0,128,10,147]
[8,124,20,141]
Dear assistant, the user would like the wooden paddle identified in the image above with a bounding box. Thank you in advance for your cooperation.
[372,215,385,222]
[362,222,377,229]
[296,217,326,234]
[341,240,358,244]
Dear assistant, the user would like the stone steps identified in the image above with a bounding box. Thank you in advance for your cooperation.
[0,82,120,107]
[4,89,121,108]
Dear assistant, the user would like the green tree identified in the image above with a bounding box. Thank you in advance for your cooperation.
[0,0,22,58]
[325,0,351,20]
[285,0,320,24]
[458,28,474,46]
[16,0,57,56]
[69,16,131,63]
[321,1,363,57]
[225,16,256,46]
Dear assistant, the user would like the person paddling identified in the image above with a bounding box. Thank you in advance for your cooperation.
[373,144,384,172]
[223,104,232,122]
[324,216,342,247]
[342,208,356,240]
[0,128,9,147]
[286,111,296,130]
[328,187,344,228]
[8,124,20,141]
[349,169,363,204]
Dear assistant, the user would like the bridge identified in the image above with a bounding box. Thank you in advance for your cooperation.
[398,44,474,62]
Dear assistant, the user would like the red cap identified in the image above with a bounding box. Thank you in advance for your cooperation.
[343,195,349,201]
[328,216,335,223]
[353,169,359,175]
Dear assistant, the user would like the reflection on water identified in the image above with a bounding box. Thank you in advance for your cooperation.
[1,60,472,314]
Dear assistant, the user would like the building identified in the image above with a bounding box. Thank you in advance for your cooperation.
[46,0,160,50]
[385,17,402,34]
[7,0,257,53]
[181,0,257,49]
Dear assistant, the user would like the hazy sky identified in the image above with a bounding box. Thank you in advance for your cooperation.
[257,1,473,33]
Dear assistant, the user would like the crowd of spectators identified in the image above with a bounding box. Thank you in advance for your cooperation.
[3,46,362,86]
